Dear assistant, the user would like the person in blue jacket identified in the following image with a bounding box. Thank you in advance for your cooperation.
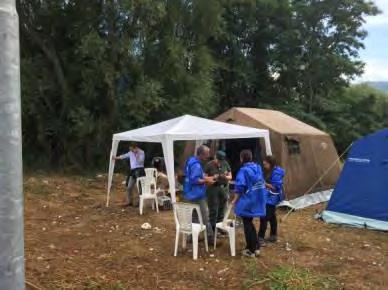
[231,149,266,257]
[183,145,215,242]
[258,156,285,243]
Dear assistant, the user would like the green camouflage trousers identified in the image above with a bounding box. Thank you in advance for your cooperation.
[206,185,228,229]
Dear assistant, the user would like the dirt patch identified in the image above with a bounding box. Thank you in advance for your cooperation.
[24,174,388,289]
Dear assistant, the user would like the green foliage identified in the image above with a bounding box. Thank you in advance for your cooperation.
[242,261,341,290]
[321,84,388,153]
[265,266,341,290]
[84,280,126,290]
[17,0,383,170]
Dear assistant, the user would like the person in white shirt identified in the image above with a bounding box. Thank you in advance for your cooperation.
[113,143,145,206]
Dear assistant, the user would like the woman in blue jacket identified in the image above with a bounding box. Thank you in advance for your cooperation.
[258,156,285,243]
[231,150,266,257]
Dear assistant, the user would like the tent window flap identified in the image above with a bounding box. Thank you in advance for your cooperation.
[286,136,301,155]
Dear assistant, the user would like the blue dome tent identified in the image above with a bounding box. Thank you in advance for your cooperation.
[321,128,388,231]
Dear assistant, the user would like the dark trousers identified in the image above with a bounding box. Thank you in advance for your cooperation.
[242,217,259,253]
[258,204,278,238]
[207,186,228,230]
[126,168,145,205]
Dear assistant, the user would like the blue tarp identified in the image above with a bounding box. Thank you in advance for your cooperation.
[322,128,388,230]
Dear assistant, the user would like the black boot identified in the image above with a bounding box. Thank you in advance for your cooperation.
[267,235,277,243]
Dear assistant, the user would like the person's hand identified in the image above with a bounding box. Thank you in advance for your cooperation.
[225,172,232,181]
[230,194,238,205]
[207,179,216,186]
[204,176,215,185]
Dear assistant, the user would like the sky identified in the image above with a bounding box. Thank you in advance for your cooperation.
[356,0,388,82]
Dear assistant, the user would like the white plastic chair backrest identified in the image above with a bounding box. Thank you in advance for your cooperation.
[136,176,153,196]
[173,202,203,232]
[222,204,233,226]
[145,168,157,180]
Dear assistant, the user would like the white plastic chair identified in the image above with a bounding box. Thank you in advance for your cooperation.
[173,202,208,260]
[136,176,159,215]
[213,204,236,256]
[144,168,157,187]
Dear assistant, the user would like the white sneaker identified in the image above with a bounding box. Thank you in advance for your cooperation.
[255,250,261,257]
[242,249,255,258]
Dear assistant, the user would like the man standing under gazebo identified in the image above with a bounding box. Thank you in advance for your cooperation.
[205,150,232,234]
[113,142,145,206]
[183,145,215,243]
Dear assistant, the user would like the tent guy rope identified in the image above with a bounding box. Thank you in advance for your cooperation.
[280,142,352,222]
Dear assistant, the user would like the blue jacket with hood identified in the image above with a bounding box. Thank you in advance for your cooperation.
[183,156,206,201]
[266,166,285,206]
[234,162,266,218]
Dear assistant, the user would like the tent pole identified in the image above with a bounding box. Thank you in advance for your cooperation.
[106,140,119,207]
[162,138,177,202]
[0,0,25,289]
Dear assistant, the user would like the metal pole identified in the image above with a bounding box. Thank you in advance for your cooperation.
[0,0,25,289]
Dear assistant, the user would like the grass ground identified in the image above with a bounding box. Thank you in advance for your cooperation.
[24,173,388,289]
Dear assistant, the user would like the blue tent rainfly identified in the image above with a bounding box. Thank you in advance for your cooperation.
[321,128,388,231]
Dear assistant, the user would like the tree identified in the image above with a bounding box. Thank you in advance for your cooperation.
[322,84,388,153]
[17,0,382,169]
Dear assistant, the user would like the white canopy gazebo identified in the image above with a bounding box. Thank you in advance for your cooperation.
[106,114,272,206]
